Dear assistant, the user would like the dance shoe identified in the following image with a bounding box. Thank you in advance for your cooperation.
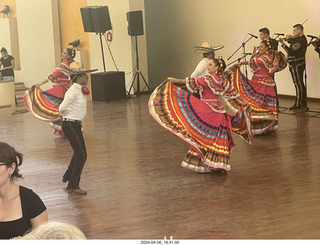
[67,188,87,195]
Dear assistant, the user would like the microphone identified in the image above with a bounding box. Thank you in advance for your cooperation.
[307,34,318,39]
[248,33,258,39]
[274,33,285,36]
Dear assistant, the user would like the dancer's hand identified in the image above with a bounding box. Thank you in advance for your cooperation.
[166,77,176,83]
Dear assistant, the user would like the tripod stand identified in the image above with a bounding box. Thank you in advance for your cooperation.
[127,35,149,96]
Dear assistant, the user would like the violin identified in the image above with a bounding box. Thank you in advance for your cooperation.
[278,34,300,43]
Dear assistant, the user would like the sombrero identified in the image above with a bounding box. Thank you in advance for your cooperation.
[193,42,224,54]
[60,62,98,76]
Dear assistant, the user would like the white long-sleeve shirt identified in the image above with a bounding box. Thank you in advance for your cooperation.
[190,57,209,78]
[59,83,87,121]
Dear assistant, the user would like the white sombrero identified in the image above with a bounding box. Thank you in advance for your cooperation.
[193,42,224,54]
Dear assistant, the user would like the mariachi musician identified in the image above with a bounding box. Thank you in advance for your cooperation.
[279,24,307,110]
[310,35,320,58]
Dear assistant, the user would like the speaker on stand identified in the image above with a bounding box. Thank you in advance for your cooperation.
[80,6,112,73]
[80,6,126,101]
[126,10,149,96]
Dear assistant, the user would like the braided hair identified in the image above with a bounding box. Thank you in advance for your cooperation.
[262,39,272,54]
[66,48,76,62]
[213,56,226,75]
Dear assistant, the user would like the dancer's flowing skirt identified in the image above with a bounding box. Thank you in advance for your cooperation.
[228,68,278,135]
[23,85,66,135]
[148,82,252,173]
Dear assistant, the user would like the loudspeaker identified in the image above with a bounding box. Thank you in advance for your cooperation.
[90,6,112,33]
[91,72,126,101]
[126,11,144,36]
[80,6,112,33]
[80,7,95,32]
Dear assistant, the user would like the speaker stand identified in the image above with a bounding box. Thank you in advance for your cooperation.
[127,35,149,96]
[99,32,106,72]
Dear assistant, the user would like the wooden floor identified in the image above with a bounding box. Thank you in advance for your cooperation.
[1,94,320,239]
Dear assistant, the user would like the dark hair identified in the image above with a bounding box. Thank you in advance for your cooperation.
[70,73,84,83]
[259,27,270,36]
[204,51,215,59]
[0,142,23,180]
[212,56,226,75]
[293,24,303,31]
[66,48,76,61]
[1,47,8,53]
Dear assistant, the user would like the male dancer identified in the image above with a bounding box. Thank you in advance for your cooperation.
[59,62,97,195]
[280,24,307,110]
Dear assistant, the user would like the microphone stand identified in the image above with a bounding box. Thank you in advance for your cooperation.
[227,35,255,60]
[226,53,252,67]
[228,35,256,89]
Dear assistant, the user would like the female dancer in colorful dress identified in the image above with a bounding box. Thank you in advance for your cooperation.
[23,48,76,135]
[148,57,252,173]
[226,40,287,135]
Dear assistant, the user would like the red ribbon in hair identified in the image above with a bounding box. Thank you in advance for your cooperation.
[82,86,90,95]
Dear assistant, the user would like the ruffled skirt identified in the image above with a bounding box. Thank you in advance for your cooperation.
[23,85,66,135]
[229,68,278,135]
[148,82,252,173]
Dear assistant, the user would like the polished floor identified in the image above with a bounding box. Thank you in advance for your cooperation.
[0,94,320,239]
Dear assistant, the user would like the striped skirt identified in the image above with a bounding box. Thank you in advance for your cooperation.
[148,82,252,173]
[229,68,278,135]
[23,85,65,134]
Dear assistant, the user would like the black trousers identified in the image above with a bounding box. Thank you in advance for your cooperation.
[289,61,306,107]
[62,121,87,189]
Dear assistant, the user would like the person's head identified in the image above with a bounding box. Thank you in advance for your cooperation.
[62,62,97,85]
[259,40,270,54]
[1,47,8,58]
[194,42,221,59]
[62,48,76,62]
[259,27,270,41]
[208,56,226,75]
[293,24,304,36]
[70,73,89,86]
[203,51,215,59]
[17,221,86,240]
[0,142,23,183]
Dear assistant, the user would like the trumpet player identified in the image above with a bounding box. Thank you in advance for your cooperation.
[279,24,307,110]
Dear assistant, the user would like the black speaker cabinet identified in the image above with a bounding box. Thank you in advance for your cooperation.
[80,7,95,32]
[80,6,112,33]
[126,10,144,36]
[90,6,112,33]
[91,72,126,101]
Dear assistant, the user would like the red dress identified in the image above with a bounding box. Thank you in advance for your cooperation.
[23,60,73,135]
[149,74,252,173]
[228,53,283,135]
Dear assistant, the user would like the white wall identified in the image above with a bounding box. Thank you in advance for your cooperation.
[15,0,61,90]
[145,0,320,98]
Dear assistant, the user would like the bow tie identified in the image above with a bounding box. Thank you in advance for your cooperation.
[82,86,90,95]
